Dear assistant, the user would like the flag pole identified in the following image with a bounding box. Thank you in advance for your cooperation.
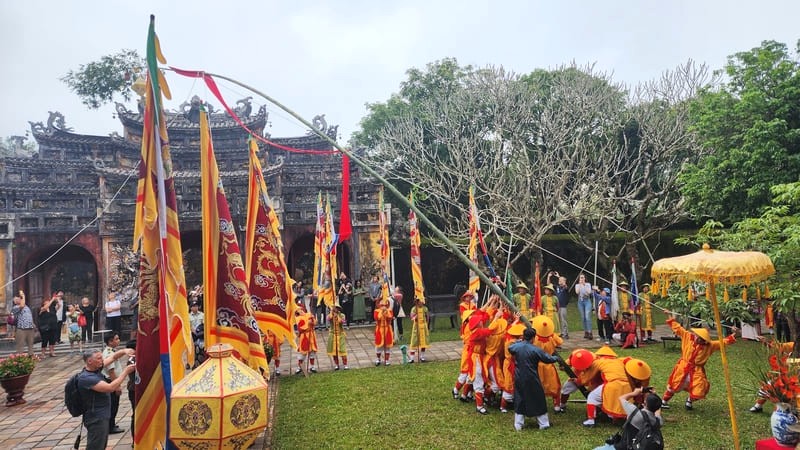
[593,241,599,286]
[182,71,528,325]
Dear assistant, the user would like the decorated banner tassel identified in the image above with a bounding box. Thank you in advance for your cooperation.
[723,287,730,302]
[755,286,761,300]
[765,285,771,298]
[742,288,747,302]
[688,287,694,301]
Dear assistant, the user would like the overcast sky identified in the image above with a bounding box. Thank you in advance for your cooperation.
[2,1,799,145]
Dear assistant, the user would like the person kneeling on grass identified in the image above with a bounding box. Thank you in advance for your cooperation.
[508,327,559,430]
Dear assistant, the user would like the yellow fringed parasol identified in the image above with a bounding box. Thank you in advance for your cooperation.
[651,243,775,450]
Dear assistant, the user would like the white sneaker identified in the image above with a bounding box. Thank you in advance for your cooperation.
[420,356,426,362]
[343,365,349,370]
[384,361,391,366]
[375,359,381,366]
[582,418,595,427]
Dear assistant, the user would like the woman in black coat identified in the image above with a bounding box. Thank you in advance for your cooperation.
[38,296,59,357]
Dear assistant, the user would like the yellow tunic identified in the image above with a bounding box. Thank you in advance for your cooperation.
[665,318,735,400]
[640,292,653,331]
[533,333,563,397]
[374,308,394,348]
[619,291,632,315]
[483,316,508,388]
[582,357,631,418]
[296,312,318,353]
[409,305,429,349]
[541,294,560,335]
[513,293,531,318]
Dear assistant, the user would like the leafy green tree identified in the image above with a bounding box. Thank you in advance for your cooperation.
[680,40,800,224]
[679,181,800,354]
[61,49,146,109]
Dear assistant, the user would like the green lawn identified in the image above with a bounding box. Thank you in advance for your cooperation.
[274,339,773,449]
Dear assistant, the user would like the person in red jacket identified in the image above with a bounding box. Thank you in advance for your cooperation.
[374,299,394,366]
[612,312,638,349]
[466,309,494,415]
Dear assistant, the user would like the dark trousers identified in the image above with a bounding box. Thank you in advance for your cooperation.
[342,301,353,326]
[107,316,121,336]
[84,417,109,450]
[109,392,120,429]
[597,318,613,340]
[128,389,135,432]
[776,315,791,342]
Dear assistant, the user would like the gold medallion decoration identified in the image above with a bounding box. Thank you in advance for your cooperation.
[178,400,213,435]
[230,394,261,429]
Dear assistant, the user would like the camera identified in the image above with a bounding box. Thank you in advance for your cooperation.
[128,356,136,365]
[643,386,654,394]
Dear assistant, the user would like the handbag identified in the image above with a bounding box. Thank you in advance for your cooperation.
[77,314,87,327]
[6,313,15,326]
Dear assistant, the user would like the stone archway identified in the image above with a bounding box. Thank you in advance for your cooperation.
[287,234,352,287]
[22,244,99,315]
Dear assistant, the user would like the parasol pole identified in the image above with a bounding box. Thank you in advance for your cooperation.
[593,241,598,286]
[707,279,740,450]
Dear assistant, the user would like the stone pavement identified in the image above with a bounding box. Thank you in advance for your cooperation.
[0,322,676,449]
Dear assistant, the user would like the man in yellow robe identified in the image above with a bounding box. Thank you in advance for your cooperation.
[513,283,532,319]
[409,298,429,362]
[661,315,736,410]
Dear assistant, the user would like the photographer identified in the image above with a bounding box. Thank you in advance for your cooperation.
[594,387,663,450]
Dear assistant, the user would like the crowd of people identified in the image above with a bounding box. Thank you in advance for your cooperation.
[9,290,109,357]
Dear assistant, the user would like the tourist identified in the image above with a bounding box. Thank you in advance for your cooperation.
[367,275,382,324]
[38,294,59,358]
[575,273,593,340]
[327,304,349,370]
[391,286,405,339]
[556,276,570,339]
[78,349,135,450]
[55,291,65,344]
[11,290,35,355]
[102,333,127,434]
[66,304,82,353]
[513,282,532,319]
[78,297,96,346]
[352,279,367,324]
[337,272,354,327]
[592,387,663,450]
[105,292,122,337]
[661,313,736,410]
[295,304,319,374]
[508,327,560,430]
[374,299,394,366]
[594,287,614,345]
[408,297,430,363]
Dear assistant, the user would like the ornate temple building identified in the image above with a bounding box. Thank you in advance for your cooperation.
[0,98,386,334]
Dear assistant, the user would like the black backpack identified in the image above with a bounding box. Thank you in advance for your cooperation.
[65,371,85,417]
[631,408,664,450]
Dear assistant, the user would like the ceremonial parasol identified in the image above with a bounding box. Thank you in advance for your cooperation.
[651,243,775,450]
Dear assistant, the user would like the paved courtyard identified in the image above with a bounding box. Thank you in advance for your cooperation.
[0,322,676,449]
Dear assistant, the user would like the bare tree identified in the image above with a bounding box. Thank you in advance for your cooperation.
[565,60,714,276]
